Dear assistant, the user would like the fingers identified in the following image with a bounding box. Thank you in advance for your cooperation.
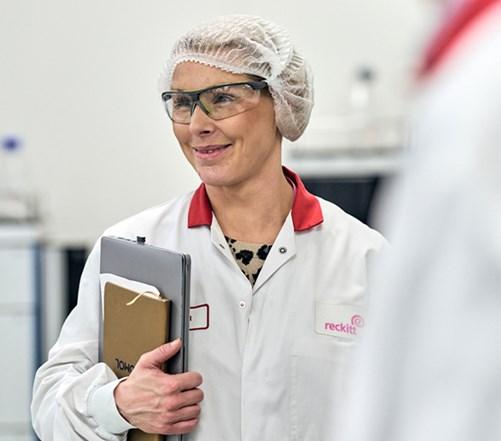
[170,388,204,410]
[161,406,201,435]
[172,371,203,392]
[137,339,182,369]
[168,404,201,424]
[164,418,199,435]
[115,339,203,436]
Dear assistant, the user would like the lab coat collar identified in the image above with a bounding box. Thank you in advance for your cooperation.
[209,217,251,280]
[187,166,323,231]
[208,212,297,294]
[252,213,296,294]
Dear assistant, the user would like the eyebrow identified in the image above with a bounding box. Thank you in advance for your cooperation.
[169,76,260,93]
[168,83,232,93]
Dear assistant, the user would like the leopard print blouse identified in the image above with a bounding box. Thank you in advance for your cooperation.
[225,236,273,285]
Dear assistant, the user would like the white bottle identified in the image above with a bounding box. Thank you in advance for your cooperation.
[0,136,38,222]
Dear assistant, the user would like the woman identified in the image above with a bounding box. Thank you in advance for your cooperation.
[32,15,385,441]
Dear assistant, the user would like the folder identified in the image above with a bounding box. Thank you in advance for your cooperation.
[100,236,191,441]
[103,281,169,441]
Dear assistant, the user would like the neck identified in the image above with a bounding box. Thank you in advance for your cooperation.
[206,166,294,244]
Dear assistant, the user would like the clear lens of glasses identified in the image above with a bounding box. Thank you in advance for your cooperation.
[163,83,263,124]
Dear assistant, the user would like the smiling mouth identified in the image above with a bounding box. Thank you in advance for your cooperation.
[193,144,231,154]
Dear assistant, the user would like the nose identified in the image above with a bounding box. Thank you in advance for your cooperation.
[189,103,215,136]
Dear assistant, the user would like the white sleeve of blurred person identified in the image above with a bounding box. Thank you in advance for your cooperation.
[331,1,501,441]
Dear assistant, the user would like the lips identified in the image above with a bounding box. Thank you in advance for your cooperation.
[192,143,232,160]
[193,144,231,153]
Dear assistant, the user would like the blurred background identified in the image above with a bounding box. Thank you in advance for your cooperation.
[0,0,440,439]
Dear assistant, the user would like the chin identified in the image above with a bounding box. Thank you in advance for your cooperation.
[195,165,235,188]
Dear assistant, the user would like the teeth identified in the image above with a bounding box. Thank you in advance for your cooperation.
[195,145,229,153]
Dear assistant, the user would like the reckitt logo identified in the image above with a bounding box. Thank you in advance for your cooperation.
[324,314,365,335]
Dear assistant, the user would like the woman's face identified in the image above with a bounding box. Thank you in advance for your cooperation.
[170,62,281,189]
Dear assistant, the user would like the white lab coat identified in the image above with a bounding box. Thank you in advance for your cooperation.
[333,2,501,441]
[32,169,385,441]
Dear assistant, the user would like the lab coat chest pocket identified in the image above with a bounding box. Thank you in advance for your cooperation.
[289,303,365,441]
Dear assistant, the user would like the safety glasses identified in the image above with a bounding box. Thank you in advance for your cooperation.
[161,81,268,124]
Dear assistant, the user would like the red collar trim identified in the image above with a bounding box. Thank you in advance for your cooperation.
[419,0,499,78]
[285,167,324,231]
[187,183,213,228]
[187,167,324,232]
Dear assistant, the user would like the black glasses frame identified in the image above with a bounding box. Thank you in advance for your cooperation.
[161,80,268,123]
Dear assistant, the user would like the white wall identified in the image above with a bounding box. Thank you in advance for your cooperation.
[0,0,436,246]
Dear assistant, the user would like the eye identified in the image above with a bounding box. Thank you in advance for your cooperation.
[210,92,235,105]
[172,95,192,109]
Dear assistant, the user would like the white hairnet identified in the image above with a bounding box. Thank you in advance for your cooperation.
[159,15,314,141]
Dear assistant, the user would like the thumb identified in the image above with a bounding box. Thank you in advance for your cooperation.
[137,338,182,369]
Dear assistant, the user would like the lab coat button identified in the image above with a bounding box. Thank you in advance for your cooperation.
[239,301,246,308]
[279,246,287,254]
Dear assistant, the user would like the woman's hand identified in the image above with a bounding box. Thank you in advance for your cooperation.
[114,339,203,435]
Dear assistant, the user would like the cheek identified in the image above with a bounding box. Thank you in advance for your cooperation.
[245,110,277,142]
[251,99,277,134]
[172,125,190,147]
[236,99,275,134]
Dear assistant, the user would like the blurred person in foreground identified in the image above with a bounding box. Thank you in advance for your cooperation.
[31,15,385,441]
[332,0,501,440]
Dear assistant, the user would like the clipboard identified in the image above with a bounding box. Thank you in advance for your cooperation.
[99,235,191,377]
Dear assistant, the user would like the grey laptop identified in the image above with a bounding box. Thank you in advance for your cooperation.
[100,235,191,376]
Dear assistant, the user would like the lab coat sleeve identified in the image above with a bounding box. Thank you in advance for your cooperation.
[31,241,133,441]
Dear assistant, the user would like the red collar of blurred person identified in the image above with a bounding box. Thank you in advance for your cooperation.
[419,0,500,77]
